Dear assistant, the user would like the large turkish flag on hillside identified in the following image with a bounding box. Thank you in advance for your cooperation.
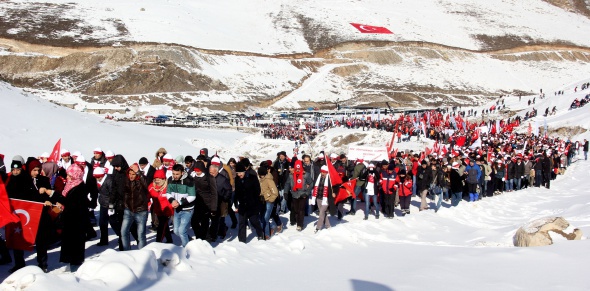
[6,199,44,251]
[350,23,393,34]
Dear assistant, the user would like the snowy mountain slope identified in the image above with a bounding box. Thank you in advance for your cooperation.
[2,0,590,54]
[1,82,590,290]
[0,0,590,115]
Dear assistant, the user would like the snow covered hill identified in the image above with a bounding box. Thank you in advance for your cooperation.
[0,0,589,115]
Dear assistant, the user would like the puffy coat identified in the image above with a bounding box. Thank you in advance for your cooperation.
[235,172,261,216]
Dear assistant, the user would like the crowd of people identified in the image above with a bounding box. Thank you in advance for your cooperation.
[1,130,588,274]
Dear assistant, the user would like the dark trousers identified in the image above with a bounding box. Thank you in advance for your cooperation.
[543,172,551,189]
[191,209,213,240]
[290,197,306,227]
[98,206,109,243]
[227,201,237,227]
[399,195,411,211]
[238,213,263,242]
[382,194,395,217]
[208,210,220,240]
[155,216,173,243]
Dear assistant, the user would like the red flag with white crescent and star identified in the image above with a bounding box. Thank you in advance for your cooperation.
[0,179,19,228]
[335,179,357,204]
[6,199,44,251]
[48,138,61,163]
[350,23,393,34]
[324,153,343,186]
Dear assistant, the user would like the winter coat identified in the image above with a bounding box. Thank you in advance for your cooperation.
[59,183,88,265]
[514,162,525,178]
[109,155,130,212]
[214,172,232,203]
[97,174,113,208]
[235,172,262,216]
[312,174,337,216]
[523,160,533,176]
[416,165,432,192]
[283,171,313,199]
[193,173,218,212]
[351,163,367,187]
[148,182,173,217]
[450,169,464,193]
[272,159,289,189]
[482,163,492,181]
[259,173,279,203]
[166,172,196,211]
[506,162,516,179]
[584,141,589,152]
[303,162,320,184]
[124,171,149,213]
[398,178,413,197]
[380,171,397,195]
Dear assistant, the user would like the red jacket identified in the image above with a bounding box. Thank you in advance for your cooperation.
[398,179,413,197]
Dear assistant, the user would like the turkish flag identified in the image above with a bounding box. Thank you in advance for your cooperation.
[335,179,357,204]
[6,199,44,251]
[0,179,19,228]
[350,23,393,34]
[456,136,467,147]
[48,138,61,163]
[324,153,343,186]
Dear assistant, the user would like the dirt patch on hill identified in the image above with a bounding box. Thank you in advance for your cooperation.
[0,2,128,47]
[473,34,578,51]
[543,0,590,19]
[332,133,367,147]
[550,126,588,137]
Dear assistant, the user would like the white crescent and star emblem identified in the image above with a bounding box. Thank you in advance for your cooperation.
[359,25,376,32]
[14,209,31,226]
[297,179,302,183]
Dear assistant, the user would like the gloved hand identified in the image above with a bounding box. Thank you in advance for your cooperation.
[108,208,115,216]
[502,178,505,181]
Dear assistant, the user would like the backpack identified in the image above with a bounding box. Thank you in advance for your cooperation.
[466,166,478,184]
[358,166,369,181]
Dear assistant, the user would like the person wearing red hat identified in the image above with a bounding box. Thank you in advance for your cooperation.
[191,161,218,242]
[148,169,173,243]
[312,165,335,232]
[91,148,107,169]
[283,159,313,231]
[59,149,72,171]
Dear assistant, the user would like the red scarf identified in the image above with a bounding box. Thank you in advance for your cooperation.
[293,160,303,191]
[313,174,330,199]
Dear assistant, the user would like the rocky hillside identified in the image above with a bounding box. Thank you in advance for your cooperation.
[0,0,589,115]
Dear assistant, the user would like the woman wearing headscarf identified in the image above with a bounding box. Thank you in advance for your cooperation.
[57,165,89,272]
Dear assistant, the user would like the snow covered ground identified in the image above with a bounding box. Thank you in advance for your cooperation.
[1,82,590,290]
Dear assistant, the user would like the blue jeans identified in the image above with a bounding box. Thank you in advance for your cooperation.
[535,170,542,187]
[585,151,588,160]
[505,179,513,191]
[514,178,521,190]
[364,194,380,218]
[121,209,147,250]
[412,176,417,195]
[351,186,365,213]
[441,187,449,200]
[451,192,462,206]
[278,190,287,213]
[261,202,274,236]
[173,209,194,247]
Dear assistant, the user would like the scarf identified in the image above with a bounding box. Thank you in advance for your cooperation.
[293,160,303,191]
[63,165,84,197]
[312,174,330,206]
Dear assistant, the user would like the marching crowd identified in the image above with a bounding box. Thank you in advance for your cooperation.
[1,131,588,274]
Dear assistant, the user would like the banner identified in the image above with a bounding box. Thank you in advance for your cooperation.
[348,145,389,162]
[6,199,44,251]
